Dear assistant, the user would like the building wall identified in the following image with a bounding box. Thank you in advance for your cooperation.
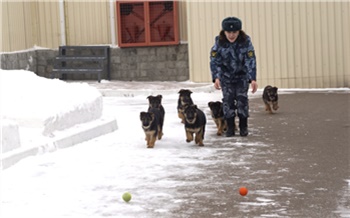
[1,1,349,88]
[1,2,34,51]
[0,1,189,82]
[1,45,189,82]
[0,1,188,50]
[178,1,188,42]
[110,44,189,81]
[33,2,62,48]
[187,1,350,88]
[64,1,111,45]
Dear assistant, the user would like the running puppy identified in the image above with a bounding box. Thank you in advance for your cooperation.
[208,101,227,136]
[147,95,165,139]
[140,108,161,148]
[262,85,279,114]
[183,105,206,146]
[177,89,194,123]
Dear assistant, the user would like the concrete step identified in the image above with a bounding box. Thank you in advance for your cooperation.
[1,116,117,169]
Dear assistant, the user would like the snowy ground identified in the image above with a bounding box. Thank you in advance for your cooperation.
[2,88,249,217]
[1,70,105,154]
[1,70,349,217]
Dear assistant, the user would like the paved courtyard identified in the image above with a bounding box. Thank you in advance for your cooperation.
[2,82,349,217]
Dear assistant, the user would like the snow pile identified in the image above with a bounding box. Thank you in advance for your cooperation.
[1,119,21,153]
[1,70,103,144]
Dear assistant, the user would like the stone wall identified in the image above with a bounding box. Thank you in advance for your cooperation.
[111,45,189,81]
[1,44,189,82]
[0,50,37,73]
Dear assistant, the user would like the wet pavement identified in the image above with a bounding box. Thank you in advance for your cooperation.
[89,83,350,217]
[2,81,349,217]
[166,91,350,217]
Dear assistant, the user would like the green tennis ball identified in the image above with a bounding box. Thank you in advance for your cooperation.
[122,192,132,202]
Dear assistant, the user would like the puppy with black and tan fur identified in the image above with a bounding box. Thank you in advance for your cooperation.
[183,105,206,146]
[177,89,194,123]
[208,101,227,136]
[262,85,279,114]
[147,95,165,139]
[140,108,161,148]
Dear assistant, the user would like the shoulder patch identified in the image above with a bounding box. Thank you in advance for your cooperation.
[247,50,255,58]
[211,51,217,57]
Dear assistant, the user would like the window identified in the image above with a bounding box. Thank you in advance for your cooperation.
[116,1,179,47]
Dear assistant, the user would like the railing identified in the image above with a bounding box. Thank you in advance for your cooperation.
[51,46,110,82]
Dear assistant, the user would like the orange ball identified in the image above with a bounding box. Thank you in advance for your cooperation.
[239,187,248,196]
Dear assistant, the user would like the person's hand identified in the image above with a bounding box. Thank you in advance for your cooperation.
[251,80,258,93]
[214,78,221,90]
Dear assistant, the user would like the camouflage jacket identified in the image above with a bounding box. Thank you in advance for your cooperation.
[210,35,256,83]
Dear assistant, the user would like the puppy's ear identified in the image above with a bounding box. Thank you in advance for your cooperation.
[147,95,151,99]
[194,105,198,109]
[208,102,213,107]
[178,89,184,94]
[273,87,278,92]
[140,112,146,119]
[157,94,162,99]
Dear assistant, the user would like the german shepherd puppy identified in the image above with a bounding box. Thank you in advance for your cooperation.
[183,105,206,146]
[208,101,227,136]
[140,108,161,148]
[263,85,279,114]
[147,95,165,139]
[177,89,194,123]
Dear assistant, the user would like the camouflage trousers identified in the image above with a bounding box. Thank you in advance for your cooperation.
[221,79,249,119]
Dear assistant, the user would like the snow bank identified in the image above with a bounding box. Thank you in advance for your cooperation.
[1,119,21,153]
[1,70,103,137]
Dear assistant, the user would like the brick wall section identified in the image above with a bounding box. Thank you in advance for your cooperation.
[1,44,189,82]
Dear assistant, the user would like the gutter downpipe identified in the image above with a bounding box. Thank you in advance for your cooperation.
[109,0,116,46]
[59,0,66,46]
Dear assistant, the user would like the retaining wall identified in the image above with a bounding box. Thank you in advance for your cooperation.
[0,44,189,81]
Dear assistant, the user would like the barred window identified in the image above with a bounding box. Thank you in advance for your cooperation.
[117,1,179,47]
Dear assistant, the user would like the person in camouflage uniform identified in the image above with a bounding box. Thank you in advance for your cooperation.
[210,17,258,137]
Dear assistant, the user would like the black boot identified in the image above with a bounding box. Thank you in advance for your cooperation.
[225,117,235,137]
[239,118,248,136]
